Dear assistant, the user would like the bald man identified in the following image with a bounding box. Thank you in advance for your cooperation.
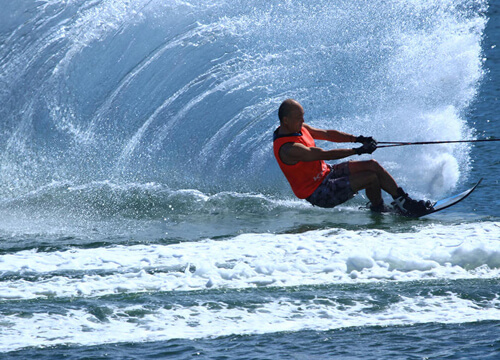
[273,99,432,216]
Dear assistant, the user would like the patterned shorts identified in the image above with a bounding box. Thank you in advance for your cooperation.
[306,162,355,208]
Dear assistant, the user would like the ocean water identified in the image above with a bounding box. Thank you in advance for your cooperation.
[0,0,499,358]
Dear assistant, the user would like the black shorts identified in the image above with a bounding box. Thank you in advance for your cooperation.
[306,162,355,208]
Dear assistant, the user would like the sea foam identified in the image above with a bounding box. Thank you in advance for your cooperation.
[1,222,498,300]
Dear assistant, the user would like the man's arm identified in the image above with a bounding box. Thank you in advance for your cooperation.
[303,123,357,143]
[279,142,358,165]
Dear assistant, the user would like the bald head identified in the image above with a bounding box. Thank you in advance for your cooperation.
[278,99,302,123]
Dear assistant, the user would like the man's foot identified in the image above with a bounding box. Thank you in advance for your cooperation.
[369,200,392,213]
[391,188,433,217]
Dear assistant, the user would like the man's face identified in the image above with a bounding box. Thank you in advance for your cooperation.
[284,105,304,133]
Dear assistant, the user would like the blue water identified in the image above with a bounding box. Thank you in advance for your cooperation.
[0,0,499,358]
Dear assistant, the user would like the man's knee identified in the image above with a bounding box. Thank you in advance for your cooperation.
[366,159,382,172]
[350,159,382,173]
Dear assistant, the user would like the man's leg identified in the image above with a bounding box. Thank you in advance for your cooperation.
[348,160,399,206]
[348,160,432,216]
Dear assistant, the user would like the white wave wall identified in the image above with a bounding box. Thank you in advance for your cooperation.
[0,0,487,197]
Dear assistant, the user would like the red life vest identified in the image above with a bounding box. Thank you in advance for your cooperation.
[273,126,330,199]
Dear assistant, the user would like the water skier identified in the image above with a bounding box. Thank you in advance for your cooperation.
[273,99,432,216]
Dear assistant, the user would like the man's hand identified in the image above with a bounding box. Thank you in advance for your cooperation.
[354,140,377,155]
[355,135,376,144]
